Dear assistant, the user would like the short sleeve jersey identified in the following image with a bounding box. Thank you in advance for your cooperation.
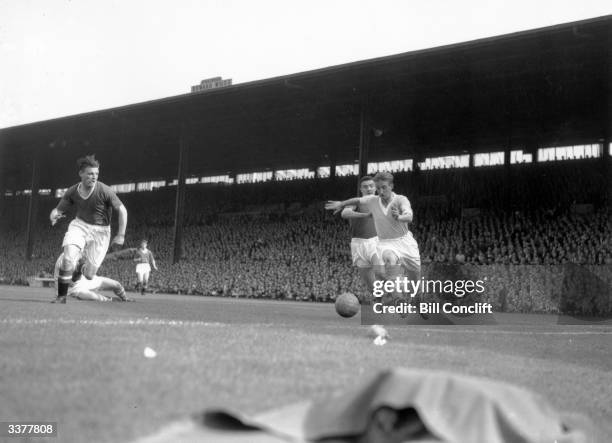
[359,193,413,240]
[135,249,154,265]
[56,182,123,226]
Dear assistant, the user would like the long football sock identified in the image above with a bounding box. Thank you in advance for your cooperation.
[56,269,72,302]
[358,267,376,304]
[114,285,126,299]
[385,264,405,305]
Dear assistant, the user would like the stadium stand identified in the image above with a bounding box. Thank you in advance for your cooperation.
[1,160,610,314]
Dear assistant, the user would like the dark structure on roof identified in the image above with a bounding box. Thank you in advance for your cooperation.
[1,15,611,192]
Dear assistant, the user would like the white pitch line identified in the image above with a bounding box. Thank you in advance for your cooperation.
[0,318,610,335]
[415,327,612,336]
[309,324,612,336]
[0,318,231,327]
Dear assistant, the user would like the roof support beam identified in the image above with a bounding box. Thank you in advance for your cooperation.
[172,122,190,264]
[25,148,41,260]
[358,97,371,188]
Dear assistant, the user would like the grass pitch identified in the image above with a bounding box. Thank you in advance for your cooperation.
[0,286,611,443]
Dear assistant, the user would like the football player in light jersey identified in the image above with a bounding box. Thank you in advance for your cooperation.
[340,176,380,302]
[53,254,133,302]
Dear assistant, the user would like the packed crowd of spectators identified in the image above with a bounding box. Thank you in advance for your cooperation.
[1,159,610,313]
[419,209,612,266]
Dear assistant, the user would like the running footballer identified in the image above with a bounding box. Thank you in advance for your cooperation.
[49,155,128,303]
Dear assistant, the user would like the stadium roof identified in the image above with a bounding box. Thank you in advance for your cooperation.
[1,15,610,190]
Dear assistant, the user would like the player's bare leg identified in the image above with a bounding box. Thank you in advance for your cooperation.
[98,276,133,302]
[71,289,112,301]
[72,256,85,282]
[405,265,427,319]
[73,257,100,282]
[136,274,144,294]
[141,272,149,295]
[82,262,100,280]
[355,259,376,303]
[381,251,405,306]
[381,250,427,319]
[53,244,80,303]
[371,262,386,298]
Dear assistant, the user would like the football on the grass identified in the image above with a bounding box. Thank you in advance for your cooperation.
[335,292,360,318]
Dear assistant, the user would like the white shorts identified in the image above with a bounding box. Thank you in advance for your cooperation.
[68,276,103,295]
[377,233,421,272]
[62,218,111,268]
[136,263,151,278]
[350,237,379,267]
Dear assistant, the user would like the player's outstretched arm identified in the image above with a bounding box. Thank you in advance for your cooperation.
[111,205,128,246]
[341,207,372,219]
[325,198,362,214]
[49,208,65,226]
[106,248,137,260]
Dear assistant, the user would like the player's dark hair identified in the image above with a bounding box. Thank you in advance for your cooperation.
[77,154,100,172]
[359,175,374,185]
[373,171,394,184]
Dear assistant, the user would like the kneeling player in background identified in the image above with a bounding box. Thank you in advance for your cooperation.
[53,254,134,302]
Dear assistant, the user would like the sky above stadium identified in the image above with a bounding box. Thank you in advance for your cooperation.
[1,0,610,129]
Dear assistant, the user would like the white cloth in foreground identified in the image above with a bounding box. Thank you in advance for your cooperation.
[135,368,595,443]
